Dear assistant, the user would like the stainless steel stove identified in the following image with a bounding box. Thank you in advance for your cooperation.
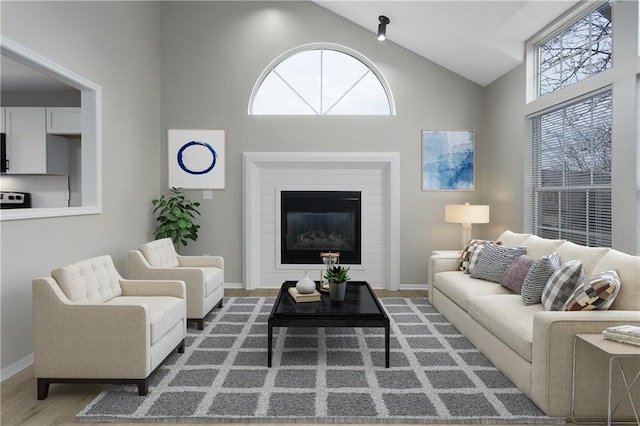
[0,191,32,209]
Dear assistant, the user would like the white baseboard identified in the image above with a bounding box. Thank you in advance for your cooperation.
[399,283,428,291]
[1,353,33,382]
[223,282,245,289]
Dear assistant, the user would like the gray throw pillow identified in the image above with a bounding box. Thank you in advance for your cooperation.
[470,243,527,283]
[541,260,584,311]
[521,252,560,306]
[500,255,535,294]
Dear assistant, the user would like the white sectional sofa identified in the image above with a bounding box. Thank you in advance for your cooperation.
[428,230,640,419]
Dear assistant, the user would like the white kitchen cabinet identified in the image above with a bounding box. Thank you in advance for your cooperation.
[3,107,71,175]
[46,107,81,135]
[4,107,47,174]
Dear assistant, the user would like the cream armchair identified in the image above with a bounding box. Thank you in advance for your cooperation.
[33,255,186,400]
[128,238,224,330]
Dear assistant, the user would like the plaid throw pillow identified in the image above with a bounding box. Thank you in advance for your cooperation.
[458,240,499,272]
[541,260,584,311]
[521,253,560,306]
[565,270,620,311]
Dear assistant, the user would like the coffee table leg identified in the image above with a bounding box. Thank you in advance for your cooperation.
[268,321,273,367]
[385,323,390,368]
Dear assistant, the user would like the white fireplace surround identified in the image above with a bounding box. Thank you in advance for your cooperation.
[243,152,400,290]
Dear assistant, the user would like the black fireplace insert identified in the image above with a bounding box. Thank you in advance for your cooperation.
[281,191,361,264]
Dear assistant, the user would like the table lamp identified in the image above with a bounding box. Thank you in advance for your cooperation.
[445,202,490,248]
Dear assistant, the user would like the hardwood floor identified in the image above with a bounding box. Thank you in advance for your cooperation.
[0,289,545,426]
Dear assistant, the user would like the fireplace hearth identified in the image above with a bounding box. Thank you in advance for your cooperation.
[281,191,361,264]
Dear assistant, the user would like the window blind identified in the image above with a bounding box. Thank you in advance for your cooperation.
[525,89,612,247]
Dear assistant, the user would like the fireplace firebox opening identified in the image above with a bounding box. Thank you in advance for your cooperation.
[281,191,361,265]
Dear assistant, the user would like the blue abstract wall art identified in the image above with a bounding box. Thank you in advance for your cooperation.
[168,129,226,189]
[422,130,474,191]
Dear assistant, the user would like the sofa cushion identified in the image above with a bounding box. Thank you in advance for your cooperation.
[204,267,224,295]
[139,238,179,268]
[470,243,527,283]
[521,252,561,306]
[106,296,185,345]
[521,235,565,259]
[467,294,542,362]
[591,249,640,311]
[557,242,610,277]
[541,260,584,311]
[500,255,535,293]
[565,270,620,311]
[496,230,532,246]
[434,271,513,312]
[52,255,123,303]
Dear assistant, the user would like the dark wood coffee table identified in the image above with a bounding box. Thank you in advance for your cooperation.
[268,280,390,368]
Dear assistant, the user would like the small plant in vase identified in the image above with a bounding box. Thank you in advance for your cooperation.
[324,265,350,301]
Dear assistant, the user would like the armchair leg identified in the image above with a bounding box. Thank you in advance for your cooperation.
[37,379,50,400]
[217,299,223,308]
[177,339,185,353]
[196,319,204,330]
[136,379,148,396]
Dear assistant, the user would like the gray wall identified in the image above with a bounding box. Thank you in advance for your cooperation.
[483,0,639,254]
[160,1,487,285]
[1,1,162,372]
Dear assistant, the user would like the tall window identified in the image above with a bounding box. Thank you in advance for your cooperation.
[525,90,612,247]
[537,1,612,97]
[250,45,394,115]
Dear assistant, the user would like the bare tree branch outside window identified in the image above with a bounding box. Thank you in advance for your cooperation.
[538,1,612,97]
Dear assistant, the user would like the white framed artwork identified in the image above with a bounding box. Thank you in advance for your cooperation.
[167,129,226,189]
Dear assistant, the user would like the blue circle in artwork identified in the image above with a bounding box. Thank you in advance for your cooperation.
[177,141,217,175]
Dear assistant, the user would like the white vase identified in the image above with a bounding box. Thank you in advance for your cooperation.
[296,271,316,294]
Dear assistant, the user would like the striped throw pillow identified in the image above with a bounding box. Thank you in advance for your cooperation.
[541,260,584,311]
[521,252,560,306]
[470,243,527,283]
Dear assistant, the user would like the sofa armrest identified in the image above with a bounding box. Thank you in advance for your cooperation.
[428,253,460,298]
[178,255,223,269]
[128,250,205,291]
[120,279,186,299]
[32,277,152,379]
[531,310,640,416]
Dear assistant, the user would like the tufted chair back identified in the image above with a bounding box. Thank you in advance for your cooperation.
[51,255,123,303]
[138,238,179,268]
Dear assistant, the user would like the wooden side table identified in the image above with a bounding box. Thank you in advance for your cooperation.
[572,333,640,425]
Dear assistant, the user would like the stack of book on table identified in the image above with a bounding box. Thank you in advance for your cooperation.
[288,287,321,303]
[602,325,640,347]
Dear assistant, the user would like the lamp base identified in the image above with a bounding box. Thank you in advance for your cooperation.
[460,224,472,249]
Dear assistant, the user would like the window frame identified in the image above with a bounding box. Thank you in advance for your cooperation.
[248,43,396,116]
[525,87,613,247]
[525,0,612,104]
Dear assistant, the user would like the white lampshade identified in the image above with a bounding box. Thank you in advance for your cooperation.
[445,203,490,248]
[445,203,490,225]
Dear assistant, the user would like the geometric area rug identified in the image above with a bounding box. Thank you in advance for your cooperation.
[77,297,564,424]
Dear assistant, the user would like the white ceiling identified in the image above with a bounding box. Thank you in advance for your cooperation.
[0,1,580,91]
[1,55,76,92]
[315,0,580,86]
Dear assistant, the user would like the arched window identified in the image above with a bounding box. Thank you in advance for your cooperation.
[249,44,395,115]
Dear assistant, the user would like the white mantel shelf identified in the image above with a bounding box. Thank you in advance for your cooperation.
[242,152,400,290]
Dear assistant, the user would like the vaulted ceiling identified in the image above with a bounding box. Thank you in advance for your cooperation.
[315,0,580,86]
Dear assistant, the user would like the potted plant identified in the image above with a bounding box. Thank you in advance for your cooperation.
[324,265,350,301]
[152,187,201,252]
